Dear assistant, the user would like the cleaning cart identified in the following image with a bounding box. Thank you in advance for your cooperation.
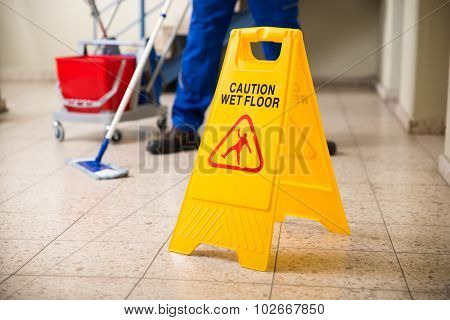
[52,0,189,142]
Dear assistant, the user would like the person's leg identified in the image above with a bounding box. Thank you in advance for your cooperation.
[172,0,237,131]
[247,0,300,60]
[247,1,337,155]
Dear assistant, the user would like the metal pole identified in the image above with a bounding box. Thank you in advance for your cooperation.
[139,0,145,39]
[105,0,173,141]
[93,13,98,39]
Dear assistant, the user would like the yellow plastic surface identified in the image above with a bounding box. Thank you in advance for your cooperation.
[169,27,350,271]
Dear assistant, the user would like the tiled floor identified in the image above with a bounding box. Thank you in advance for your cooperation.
[0,82,448,300]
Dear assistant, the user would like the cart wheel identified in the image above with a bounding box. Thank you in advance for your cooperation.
[111,130,122,143]
[53,121,64,142]
[105,125,122,143]
[157,115,167,133]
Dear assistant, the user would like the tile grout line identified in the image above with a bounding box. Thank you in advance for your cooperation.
[2,173,190,298]
[124,232,174,300]
[142,276,412,293]
[268,222,282,300]
[0,272,440,296]
[0,147,100,288]
[337,89,416,300]
[0,134,52,162]
[0,179,124,292]
[43,173,189,270]
[0,144,98,206]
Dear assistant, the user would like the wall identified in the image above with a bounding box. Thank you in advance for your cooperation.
[438,52,450,184]
[396,0,450,133]
[299,0,381,83]
[398,0,419,120]
[0,0,170,79]
[1,0,91,79]
[378,0,403,100]
[0,0,382,83]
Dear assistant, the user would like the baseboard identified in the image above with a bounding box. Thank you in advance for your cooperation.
[438,154,450,185]
[0,98,7,113]
[392,103,413,131]
[313,76,376,89]
[392,103,446,134]
[0,69,55,82]
[375,82,398,104]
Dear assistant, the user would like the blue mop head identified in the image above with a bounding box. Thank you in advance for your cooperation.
[66,158,128,180]
[67,138,128,179]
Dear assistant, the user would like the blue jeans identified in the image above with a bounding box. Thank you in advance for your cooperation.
[172,0,300,131]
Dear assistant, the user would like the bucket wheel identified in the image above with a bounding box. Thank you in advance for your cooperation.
[53,120,64,142]
[105,125,122,143]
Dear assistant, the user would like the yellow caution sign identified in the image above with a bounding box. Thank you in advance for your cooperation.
[170,27,350,271]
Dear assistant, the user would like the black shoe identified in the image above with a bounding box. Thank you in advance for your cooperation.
[147,128,200,155]
[327,140,337,156]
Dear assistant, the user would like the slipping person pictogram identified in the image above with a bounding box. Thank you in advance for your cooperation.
[221,129,251,165]
[209,114,263,173]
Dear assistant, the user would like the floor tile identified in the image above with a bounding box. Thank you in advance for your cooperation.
[0,175,43,203]
[0,275,35,299]
[411,291,448,300]
[415,135,445,159]
[366,168,445,185]
[280,219,393,252]
[347,118,406,136]
[274,247,407,291]
[36,173,120,197]
[111,177,189,198]
[9,276,138,300]
[338,184,376,202]
[0,137,93,176]
[397,253,450,296]
[361,148,436,170]
[0,240,47,274]
[0,189,100,214]
[46,241,162,278]
[331,156,368,184]
[136,194,184,217]
[57,214,124,241]
[358,145,430,159]
[0,134,41,160]
[86,194,151,217]
[378,201,450,226]
[0,212,80,241]
[145,243,275,284]
[354,134,417,148]
[0,274,9,282]
[17,241,87,275]
[373,185,450,204]
[364,157,437,171]
[387,224,450,254]
[271,285,410,300]
[343,201,384,224]
[129,279,270,300]
[96,215,176,243]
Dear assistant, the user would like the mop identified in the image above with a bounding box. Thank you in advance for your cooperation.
[67,0,174,180]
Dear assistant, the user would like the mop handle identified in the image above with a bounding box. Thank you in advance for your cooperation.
[88,0,108,38]
[146,1,190,93]
[105,0,174,140]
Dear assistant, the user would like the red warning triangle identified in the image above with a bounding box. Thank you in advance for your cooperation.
[209,114,263,173]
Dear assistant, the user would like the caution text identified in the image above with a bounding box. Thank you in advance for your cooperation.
[221,82,279,109]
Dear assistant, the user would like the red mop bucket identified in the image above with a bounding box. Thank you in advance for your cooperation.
[55,55,136,113]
